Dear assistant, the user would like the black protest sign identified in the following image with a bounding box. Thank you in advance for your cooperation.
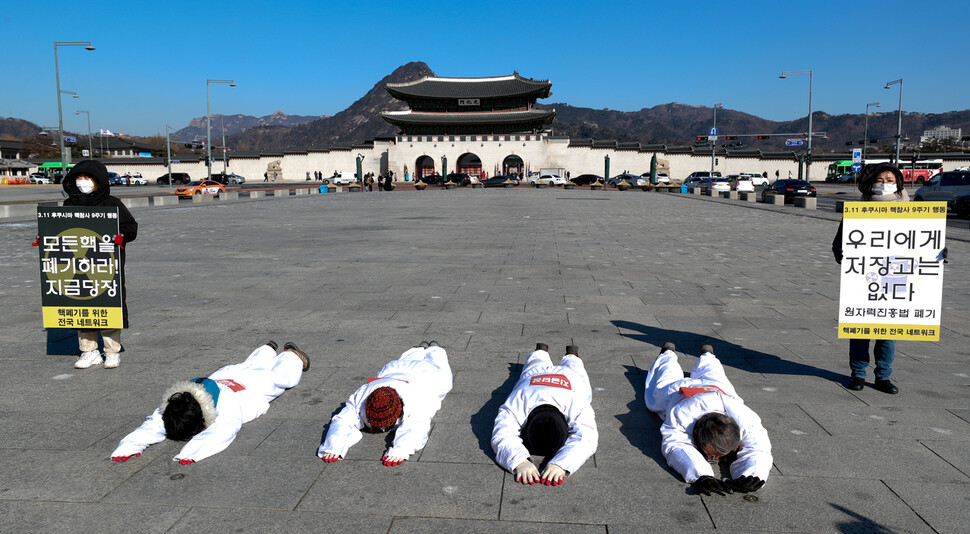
[38,206,123,329]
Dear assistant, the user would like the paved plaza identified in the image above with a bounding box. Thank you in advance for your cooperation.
[0,188,968,533]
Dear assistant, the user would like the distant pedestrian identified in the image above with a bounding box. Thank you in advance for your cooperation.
[788,170,792,178]
[264,172,268,182]
[377,173,385,191]
[384,174,392,191]
[306,171,311,182]
[775,170,779,180]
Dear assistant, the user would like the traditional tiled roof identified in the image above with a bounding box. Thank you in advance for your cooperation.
[381,109,555,127]
[386,73,552,100]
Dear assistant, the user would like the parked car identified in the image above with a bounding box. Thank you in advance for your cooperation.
[953,193,970,218]
[482,175,520,188]
[913,170,970,204]
[608,173,646,187]
[174,180,225,198]
[322,172,355,185]
[570,173,604,186]
[29,173,52,184]
[107,172,123,185]
[128,173,148,185]
[641,172,670,185]
[535,174,567,186]
[761,179,817,203]
[727,175,755,192]
[702,177,731,192]
[740,172,768,187]
[157,172,191,185]
[685,170,722,181]
[209,172,246,185]
[446,173,473,186]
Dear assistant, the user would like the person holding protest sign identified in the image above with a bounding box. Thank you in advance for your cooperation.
[644,342,772,496]
[491,344,598,486]
[61,160,138,369]
[110,341,309,464]
[831,163,909,394]
[318,342,452,466]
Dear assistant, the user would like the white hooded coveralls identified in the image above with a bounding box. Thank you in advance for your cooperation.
[111,344,304,462]
[644,349,772,483]
[491,349,598,475]
[317,346,452,460]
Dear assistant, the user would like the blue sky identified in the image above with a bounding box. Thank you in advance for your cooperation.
[3,0,968,137]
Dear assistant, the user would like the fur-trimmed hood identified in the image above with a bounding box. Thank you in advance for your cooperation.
[161,379,219,429]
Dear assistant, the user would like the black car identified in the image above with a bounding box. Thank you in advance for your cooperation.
[761,179,817,203]
[446,172,472,186]
[482,175,520,188]
[157,172,191,185]
[419,174,444,185]
[570,173,604,186]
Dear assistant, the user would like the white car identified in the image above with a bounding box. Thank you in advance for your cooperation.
[536,174,566,186]
[128,173,148,185]
[29,174,52,184]
[702,177,731,192]
[323,172,355,185]
[740,172,769,187]
[728,175,755,192]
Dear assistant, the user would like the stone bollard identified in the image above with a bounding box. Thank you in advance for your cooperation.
[192,194,214,203]
[689,187,702,195]
[0,204,38,219]
[250,190,265,199]
[272,189,288,198]
[591,184,603,190]
[764,194,785,205]
[295,188,309,195]
[641,185,653,192]
[121,197,149,209]
[739,192,758,202]
[445,183,456,189]
[414,183,426,190]
[720,191,738,200]
[471,183,484,188]
[794,197,817,210]
[153,195,178,206]
[616,182,630,191]
[535,182,547,189]
[564,184,575,190]
[835,200,845,213]
[221,191,239,201]
[348,184,362,192]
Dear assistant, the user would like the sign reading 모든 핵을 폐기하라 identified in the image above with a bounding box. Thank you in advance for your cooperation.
[37,206,123,330]
[838,201,947,341]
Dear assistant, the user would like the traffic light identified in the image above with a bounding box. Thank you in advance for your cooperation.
[696,136,709,142]
[724,136,737,140]
[757,135,770,140]
[846,141,853,146]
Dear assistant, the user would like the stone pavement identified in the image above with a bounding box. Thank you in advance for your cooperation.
[0,189,967,533]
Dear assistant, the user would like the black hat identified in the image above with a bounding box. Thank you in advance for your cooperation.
[858,163,902,195]
[522,404,568,456]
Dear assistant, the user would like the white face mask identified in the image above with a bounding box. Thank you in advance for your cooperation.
[871,183,897,196]
[76,178,96,194]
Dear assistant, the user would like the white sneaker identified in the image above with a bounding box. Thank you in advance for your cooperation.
[104,352,120,369]
[75,350,103,369]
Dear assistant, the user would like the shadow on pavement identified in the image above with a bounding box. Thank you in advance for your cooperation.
[830,503,896,534]
[612,319,844,383]
[619,365,674,475]
[469,362,521,462]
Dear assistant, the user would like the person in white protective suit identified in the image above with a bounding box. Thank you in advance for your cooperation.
[645,342,772,496]
[318,341,452,467]
[491,343,598,486]
[110,341,310,464]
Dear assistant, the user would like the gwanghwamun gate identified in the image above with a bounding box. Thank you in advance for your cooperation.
[49,73,970,182]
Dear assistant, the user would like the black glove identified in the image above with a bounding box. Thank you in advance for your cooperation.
[693,475,730,496]
[727,475,765,493]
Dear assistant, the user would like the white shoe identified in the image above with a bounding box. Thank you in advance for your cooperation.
[104,352,120,369]
[75,350,103,369]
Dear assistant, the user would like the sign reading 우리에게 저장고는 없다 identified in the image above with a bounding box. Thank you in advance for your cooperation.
[37,206,124,329]
[837,201,947,341]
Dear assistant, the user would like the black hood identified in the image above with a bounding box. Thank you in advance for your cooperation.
[858,163,903,195]
[63,159,110,203]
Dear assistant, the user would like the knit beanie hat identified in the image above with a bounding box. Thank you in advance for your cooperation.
[365,387,403,430]
[522,404,569,456]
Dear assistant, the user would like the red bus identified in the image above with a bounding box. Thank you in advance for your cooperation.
[863,159,942,184]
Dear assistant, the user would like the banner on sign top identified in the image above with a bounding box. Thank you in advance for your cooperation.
[37,206,123,330]
[837,202,947,341]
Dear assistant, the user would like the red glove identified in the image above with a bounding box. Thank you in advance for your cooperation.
[114,234,125,250]
[381,455,405,467]
[31,235,40,247]
[111,453,141,462]
[321,453,342,463]
[178,459,194,465]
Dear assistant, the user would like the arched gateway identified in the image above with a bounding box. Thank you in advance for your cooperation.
[415,155,435,180]
[457,153,482,177]
[502,155,524,176]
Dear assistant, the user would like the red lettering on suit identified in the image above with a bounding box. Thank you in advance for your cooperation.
[529,374,572,390]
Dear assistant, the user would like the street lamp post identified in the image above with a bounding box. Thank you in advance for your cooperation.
[75,109,93,159]
[54,41,94,178]
[165,124,173,189]
[884,79,903,167]
[206,79,235,180]
[862,102,880,163]
[780,70,813,181]
[711,103,722,173]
